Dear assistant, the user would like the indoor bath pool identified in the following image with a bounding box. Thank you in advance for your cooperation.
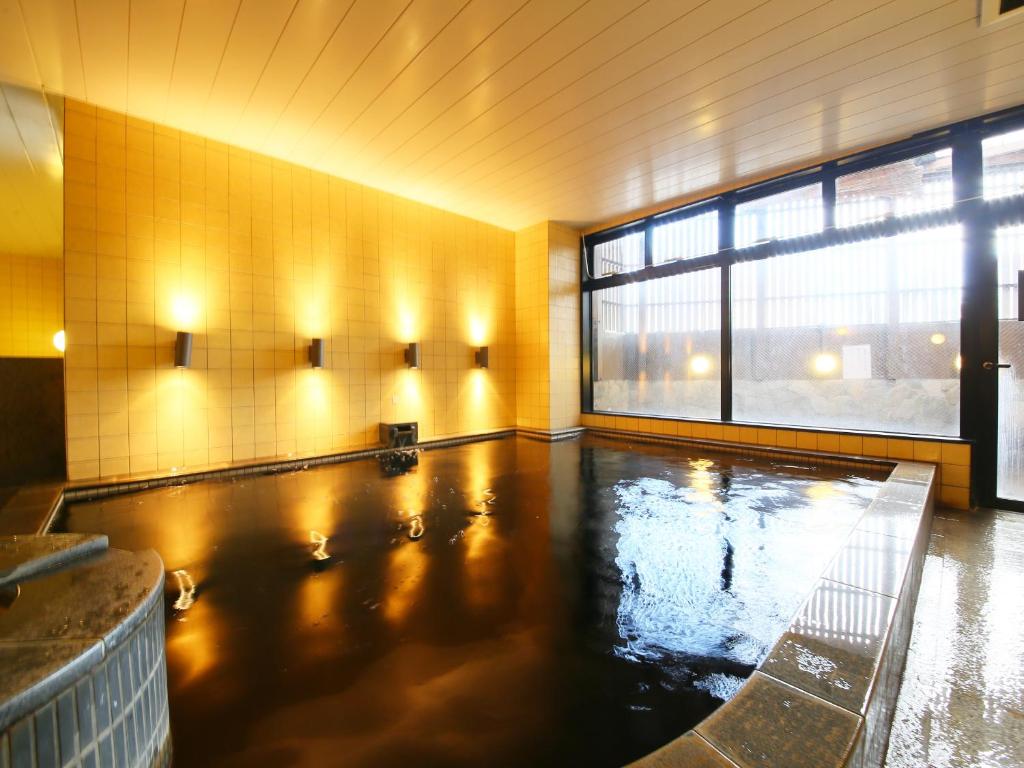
[59,435,886,767]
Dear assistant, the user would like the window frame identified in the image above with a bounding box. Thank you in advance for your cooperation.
[580,103,1024,439]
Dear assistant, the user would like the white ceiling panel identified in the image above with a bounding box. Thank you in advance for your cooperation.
[0,0,1020,230]
[0,81,63,256]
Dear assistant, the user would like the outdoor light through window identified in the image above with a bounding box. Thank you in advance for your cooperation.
[475,346,489,368]
[812,352,838,375]
[405,342,421,368]
[174,331,193,368]
[309,338,325,368]
[689,354,711,375]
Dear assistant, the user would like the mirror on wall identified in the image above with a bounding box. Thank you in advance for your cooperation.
[0,81,65,491]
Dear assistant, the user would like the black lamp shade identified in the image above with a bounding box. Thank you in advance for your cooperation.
[310,338,325,368]
[404,342,420,368]
[174,331,193,368]
[475,346,489,368]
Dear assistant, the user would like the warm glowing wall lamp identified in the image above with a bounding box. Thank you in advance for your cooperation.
[404,342,421,368]
[174,332,193,368]
[309,338,325,368]
[475,346,489,368]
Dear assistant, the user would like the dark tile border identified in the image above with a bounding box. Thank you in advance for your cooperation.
[62,429,519,506]
[0,430,529,535]
[515,426,586,443]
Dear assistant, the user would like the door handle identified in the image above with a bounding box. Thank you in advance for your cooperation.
[982,361,1012,370]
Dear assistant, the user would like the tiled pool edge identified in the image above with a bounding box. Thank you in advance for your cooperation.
[627,451,935,768]
[4,430,522,535]
[584,427,895,474]
[0,483,65,537]
[4,428,580,534]
[60,429,519,506]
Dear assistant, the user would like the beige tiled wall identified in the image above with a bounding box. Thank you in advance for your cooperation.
[0,252,63,357]
[580,413,972,510]
[548,222,581,430]
[514,221,581,433]
[63,100,516,481]
[514,222,549,431]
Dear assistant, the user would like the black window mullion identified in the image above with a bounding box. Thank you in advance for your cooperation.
[580,236,594,413]
[719,197,735,423]
[954,129,994,505]
[822,162,837,231]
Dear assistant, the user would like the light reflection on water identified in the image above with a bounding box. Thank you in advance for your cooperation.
[172,569,196,611]
[310,530,330,560]
[612,468,878,700]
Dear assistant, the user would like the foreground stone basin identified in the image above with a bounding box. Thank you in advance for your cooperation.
[0,533,170,767]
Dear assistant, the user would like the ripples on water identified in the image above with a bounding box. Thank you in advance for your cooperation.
[612,469,878,701]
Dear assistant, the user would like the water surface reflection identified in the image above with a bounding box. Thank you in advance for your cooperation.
[61,436,883,767]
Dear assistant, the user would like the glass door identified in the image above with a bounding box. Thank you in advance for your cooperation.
[996,224,1024,501]
[979,125,1024,508]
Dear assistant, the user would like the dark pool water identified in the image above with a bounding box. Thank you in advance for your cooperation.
[60,435,884,767]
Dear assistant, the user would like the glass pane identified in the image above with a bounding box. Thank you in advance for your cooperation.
[983,126,1024,200]
[592,269,720,419]
[835,149,953,227]
[652,210,718,264]
[594,231,644,276]
[734,183,822,248]
[997,224,1024,500]
[732,225,962,435]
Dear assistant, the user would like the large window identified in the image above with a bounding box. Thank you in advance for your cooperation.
[732,227,962,435]
[983,127,1024,200]
[583,112,1024,439]
[734,184,822,248]
[835,149,953,227]
[652,210,718,264]
[594,231,644,275]
[593,269,720,419]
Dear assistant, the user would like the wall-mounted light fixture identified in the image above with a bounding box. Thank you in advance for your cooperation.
[404,342,421,368]
[475,346,489,368]
[309,338,325,368]
[174,331,193,368]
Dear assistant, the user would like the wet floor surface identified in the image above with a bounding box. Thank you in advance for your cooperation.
[59,436,882,767]
[885,508,1024,768]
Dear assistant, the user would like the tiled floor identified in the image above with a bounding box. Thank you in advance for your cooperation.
[885,508,1024,768]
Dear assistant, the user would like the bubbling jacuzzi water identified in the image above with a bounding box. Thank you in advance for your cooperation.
[59,435,883,768]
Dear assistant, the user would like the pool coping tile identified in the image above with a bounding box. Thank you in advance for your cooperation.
[630,731,739,767]
[825,530,913,599]
[761,580,898,716]
[696,672,863,768]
